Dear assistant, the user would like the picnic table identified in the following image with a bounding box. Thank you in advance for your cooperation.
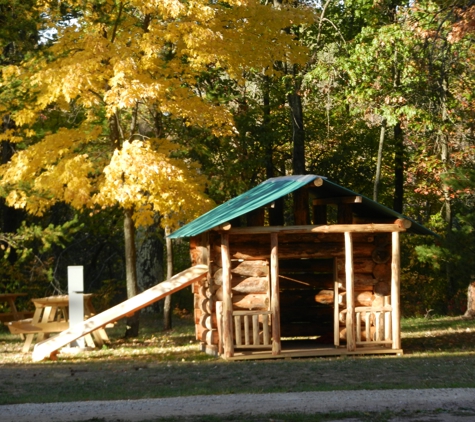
[0,293,33,323]
[7,294,110,353]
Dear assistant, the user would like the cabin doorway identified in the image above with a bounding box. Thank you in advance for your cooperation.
[278,258,336,345]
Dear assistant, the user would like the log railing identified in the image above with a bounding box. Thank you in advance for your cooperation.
[354,304,393,345]
[232,310,272,349]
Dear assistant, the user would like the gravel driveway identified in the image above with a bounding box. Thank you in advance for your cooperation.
[1,388,475,422]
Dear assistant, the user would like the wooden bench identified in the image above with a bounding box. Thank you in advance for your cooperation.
[0,293,33,323]
[7,294,110,353]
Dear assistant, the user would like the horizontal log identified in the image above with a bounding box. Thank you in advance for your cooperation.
[353,217,412,229]
[314,289,334,305]
[198,297,213,314]
[216,277,269,300]
[337,285,375,293]
[232,294,269,311]
[201,329,219,345]
[228,224,406,235]
[336,258,375,274]
[372,246,391,264]
[190,245,209,266]
[337,274,377,289]
[373,263,391,281]
[340,326,374,342]
[211,258,269,277]
[226,233,376,246]
[280,233,375,244]
[374,281,390,296]
[212,268,224,285]
[338,291,374,307]
[232,260,269,277]
[232,276,268,293]
[199,314,217,330]
[224,243,374,260]
[215,277,269,299]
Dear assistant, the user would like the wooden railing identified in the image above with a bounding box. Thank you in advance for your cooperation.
[355,305,392,345]
[216,302,273,355]
[232,310,272,349]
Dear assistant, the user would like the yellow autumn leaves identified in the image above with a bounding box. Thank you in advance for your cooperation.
[0,0,313,228]
[97,139,213,228]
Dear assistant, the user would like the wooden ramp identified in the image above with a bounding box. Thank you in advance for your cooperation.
[32,264,208,362]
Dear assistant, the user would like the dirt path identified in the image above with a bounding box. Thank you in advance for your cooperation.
[1,388,475,422]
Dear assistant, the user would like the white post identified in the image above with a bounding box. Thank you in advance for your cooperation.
[68,266,85,348]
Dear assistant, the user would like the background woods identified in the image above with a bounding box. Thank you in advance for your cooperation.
[1,0,475,325]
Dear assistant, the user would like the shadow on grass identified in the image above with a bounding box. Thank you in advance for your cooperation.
[403,330,475,354]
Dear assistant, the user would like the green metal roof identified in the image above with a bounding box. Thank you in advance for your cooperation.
[168,175,435,238]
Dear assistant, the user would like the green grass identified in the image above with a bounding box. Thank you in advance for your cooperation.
[0,314,475,406]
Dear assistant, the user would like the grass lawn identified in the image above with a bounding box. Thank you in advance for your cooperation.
[0,312,474,407]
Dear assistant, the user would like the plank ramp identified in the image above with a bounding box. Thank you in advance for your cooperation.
[32,264,208,362]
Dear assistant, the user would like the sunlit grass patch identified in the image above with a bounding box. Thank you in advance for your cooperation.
[0,313,215,364]
[401,315,475,355]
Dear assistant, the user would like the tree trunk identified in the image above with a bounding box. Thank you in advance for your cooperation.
[288,72,306,225]
[393,121,404,213]
[465,281,475,318]
[136,222,164,312]
[262,74,284,225]
[287,63,305,175]
[263,74,274,180]
[439,74,456,306]
[163,226,173,330]
[124,208,140,338]
[288,87,305,175]
[373,118,386,202]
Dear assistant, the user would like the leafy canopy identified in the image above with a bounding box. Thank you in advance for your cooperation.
[0,0,313,228]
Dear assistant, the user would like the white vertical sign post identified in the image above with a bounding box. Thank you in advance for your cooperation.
[68,266,85,348]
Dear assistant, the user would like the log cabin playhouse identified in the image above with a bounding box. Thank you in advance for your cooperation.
[169,175,433,360]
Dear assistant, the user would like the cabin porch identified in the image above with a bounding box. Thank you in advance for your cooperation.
[225,341,403,361]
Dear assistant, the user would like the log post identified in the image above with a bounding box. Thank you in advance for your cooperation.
[391,231,401,350]
[293,188,309,225]
[216,301,223,355]
[221,232,234,358]
[333,258,340,347]
[270,232,281,355]
[344,232,356,351]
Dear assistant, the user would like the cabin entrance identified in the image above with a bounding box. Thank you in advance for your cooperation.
[279,258,335,344]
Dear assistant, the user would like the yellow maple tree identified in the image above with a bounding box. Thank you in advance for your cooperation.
[0,0,312,332]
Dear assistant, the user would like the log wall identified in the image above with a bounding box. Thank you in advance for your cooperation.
[192,230,393,347]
